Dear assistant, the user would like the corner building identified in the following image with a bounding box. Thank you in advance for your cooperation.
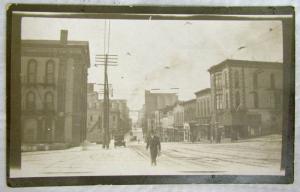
[208,59,283,141]
[21,30,90,146]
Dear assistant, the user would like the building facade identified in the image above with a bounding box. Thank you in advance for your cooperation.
[110,99,132,138]
[86,84,132,144]
[183,99,197,142]
[144,90,178,137]
[194,88,212,142]
[21,30,90,146]
[158,105,175,142]
[208,59,283,141]
[173,102,185,142]
[86,83,103,143]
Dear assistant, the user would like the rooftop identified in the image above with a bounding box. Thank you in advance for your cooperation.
[208,59,282,73]
[183,99,196,105]
[195,88,211,96]
[22,39,89,47]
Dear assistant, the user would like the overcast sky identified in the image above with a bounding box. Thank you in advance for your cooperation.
[21,17,283,121]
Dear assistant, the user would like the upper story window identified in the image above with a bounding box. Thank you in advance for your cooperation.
[270,73,275,89]
[207,99,210,114]
[235,91,240,109]
[26,91,36,110]
[45,60,55,84]
[214,73,222,90]
[203,100,207,116]
[27,59,37,84]
[234,70,239,88]
[44,91,54,110]
[253,73,258,89]
[253,92,259,108]
[197,101,200,117]
[225,93,229,109]
[224,71,228,88]
[216,94,223,110]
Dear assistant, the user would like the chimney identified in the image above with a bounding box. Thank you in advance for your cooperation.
[60,30,68,44]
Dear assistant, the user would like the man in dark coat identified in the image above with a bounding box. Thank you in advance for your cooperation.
[146,131,161,166]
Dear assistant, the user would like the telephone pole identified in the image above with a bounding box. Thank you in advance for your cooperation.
[95,55,117,149]
[95,20,118,149]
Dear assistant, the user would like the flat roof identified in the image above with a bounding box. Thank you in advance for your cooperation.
[208,59,282,73]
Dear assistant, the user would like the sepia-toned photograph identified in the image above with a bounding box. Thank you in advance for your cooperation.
[6,5,294,186]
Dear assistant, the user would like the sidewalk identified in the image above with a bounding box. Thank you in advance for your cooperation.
[11,143,172,178]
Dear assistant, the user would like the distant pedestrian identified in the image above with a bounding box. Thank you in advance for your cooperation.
[146,131,161,166]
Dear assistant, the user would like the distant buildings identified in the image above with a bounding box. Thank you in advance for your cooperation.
[194,88,212,142]
[144,90,178,136]
[173,102,185,142]
[86,83,102,143]
[86,83,132,143]
[157,105,175,142]
[21,30,90,147]
[144,59,283,143]
[183,99,196,142]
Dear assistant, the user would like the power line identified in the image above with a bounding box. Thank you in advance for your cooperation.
[95,19,118,149]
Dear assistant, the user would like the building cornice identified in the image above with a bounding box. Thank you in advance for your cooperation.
[195,88,211,96]
[208,59,282,73]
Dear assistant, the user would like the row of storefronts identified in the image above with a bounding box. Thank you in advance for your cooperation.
[145,59,283,143]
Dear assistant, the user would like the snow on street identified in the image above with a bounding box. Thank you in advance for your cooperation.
[10,135,284,177]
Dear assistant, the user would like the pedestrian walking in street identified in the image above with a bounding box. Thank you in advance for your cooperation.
[146,131,161,166]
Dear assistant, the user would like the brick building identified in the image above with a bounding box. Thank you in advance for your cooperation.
[173,102,185,142]
[157,105,175,142]
[194,88,212,142]
[208,59,283,141]
[144,90,178,136]
[21,30,90,147]
[86,84,131,143]
[183,99,197,142]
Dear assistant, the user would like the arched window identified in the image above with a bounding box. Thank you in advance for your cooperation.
[235,91,240,109]
[234,70,239,88]
[45,60,55,84]
[270,73,275,89]
[253,92,259,108]
[44,92,54,110]
[253,73,258,89]
[27,59,37,84]
[26,91,36,110]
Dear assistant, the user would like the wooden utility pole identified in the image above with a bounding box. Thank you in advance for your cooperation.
[95,20,118,149]
[95,54,117,149]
